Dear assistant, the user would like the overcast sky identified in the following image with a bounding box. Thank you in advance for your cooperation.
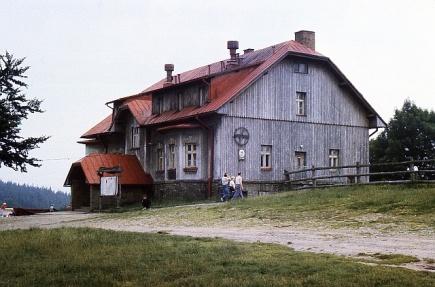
[1,0,434,192]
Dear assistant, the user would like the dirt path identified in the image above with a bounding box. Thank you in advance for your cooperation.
[1,211,434,272]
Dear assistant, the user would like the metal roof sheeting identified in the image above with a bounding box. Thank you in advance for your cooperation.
[64,153,153,186]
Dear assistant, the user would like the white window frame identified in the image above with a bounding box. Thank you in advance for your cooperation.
[260,145,272,169]
[185,143,197,168]
[295,151,306,169]
[157,147,165,171]
[296,92,306,116]
[168,144,176,169]
[329,149,339,168]
[131,126,140,149]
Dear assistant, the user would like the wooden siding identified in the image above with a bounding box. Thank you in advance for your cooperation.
[218,58,370,127]
[213,116,369,181]
[147,128,208,181]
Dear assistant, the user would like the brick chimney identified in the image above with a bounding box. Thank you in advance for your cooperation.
[295,30,315,50]
[164,64,174,86]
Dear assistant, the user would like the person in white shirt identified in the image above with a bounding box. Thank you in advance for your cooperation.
[229,176,236,197]
[221,173,230,201]
[232,172,244,199]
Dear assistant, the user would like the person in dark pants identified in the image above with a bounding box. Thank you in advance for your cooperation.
[142,194,151,209]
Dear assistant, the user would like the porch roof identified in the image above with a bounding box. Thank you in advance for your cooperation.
[64,153,153,186]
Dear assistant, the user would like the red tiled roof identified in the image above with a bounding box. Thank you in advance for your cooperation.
[64,153,153,186]
[81,114,112,138]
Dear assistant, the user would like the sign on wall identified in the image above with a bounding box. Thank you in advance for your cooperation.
[238,149,246,160]
[101,176,118,196]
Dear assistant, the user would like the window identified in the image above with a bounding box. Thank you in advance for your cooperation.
[329,149,339,168]
[296,92,306,116]
[294,63,308,74]
[295,152,306,169]
[185,143,197,168]
[168,144,176,169]
[157,147,164,171]
[131,126,140,149]
[157,97,163,114]
[260,145,272,169]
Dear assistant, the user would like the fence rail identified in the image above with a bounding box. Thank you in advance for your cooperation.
[284,159,435,188]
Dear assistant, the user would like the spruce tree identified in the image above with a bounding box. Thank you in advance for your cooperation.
[0,51,49,172]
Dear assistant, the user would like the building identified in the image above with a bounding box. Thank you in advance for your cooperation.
[64,30,385,209]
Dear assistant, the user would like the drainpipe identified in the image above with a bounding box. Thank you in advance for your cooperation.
[369,128,379,138]
[195,116,214,199]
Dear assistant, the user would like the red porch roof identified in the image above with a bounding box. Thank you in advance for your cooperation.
[64,153,153,186]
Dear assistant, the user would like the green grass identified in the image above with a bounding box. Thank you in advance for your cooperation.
[0,228,434,287]
[109,184,435,232]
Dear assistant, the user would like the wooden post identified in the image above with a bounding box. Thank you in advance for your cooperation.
[356,161,361,184]
[409,160,415,182]
[311,165,317,187]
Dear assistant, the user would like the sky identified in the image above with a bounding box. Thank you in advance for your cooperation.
[1,0,434,192]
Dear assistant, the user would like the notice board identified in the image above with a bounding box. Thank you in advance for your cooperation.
[101,176,118,196]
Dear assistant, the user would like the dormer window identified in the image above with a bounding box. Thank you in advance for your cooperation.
[294,63,308,74]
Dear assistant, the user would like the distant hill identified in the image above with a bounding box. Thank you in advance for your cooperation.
[0,180,70,209]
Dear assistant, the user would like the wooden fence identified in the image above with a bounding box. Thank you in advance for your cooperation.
[284,159,435,189]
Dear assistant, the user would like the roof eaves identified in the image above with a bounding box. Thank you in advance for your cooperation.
[323,58,387,127]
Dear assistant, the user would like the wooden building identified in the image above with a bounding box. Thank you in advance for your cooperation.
[65,30,385,207]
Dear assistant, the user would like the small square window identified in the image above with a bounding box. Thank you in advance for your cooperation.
[260,145,272,169]
[296,92,306,116]
[294,63,308,74]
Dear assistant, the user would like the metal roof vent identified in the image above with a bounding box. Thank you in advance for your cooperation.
[243,48,254,54]
[227,40,239,60]
[164,64,174,87]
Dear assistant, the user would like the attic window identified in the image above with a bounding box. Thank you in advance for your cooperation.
[294,63,308,74]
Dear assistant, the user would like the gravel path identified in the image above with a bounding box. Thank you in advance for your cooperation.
[1,211,434,272]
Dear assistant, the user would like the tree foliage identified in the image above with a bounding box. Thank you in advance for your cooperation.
[0,51,49,172]
[0,180,70,209]
[370,100,435,180]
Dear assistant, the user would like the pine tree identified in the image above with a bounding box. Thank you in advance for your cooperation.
[0,51,49,172]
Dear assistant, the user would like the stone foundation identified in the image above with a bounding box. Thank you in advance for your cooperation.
[153,180,208,201]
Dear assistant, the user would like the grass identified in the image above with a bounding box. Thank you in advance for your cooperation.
[0,228,434,287]
[108,184,435,232]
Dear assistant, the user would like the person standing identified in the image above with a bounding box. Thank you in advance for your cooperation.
[233,172,244,200]
[221,173,230,202]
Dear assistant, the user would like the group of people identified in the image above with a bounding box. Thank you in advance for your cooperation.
[220,172,244,201]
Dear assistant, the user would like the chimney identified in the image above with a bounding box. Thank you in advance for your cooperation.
[243,48,254,54]
[164,64,174,86]
[227,40,239,60]
[295,30,315,50]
